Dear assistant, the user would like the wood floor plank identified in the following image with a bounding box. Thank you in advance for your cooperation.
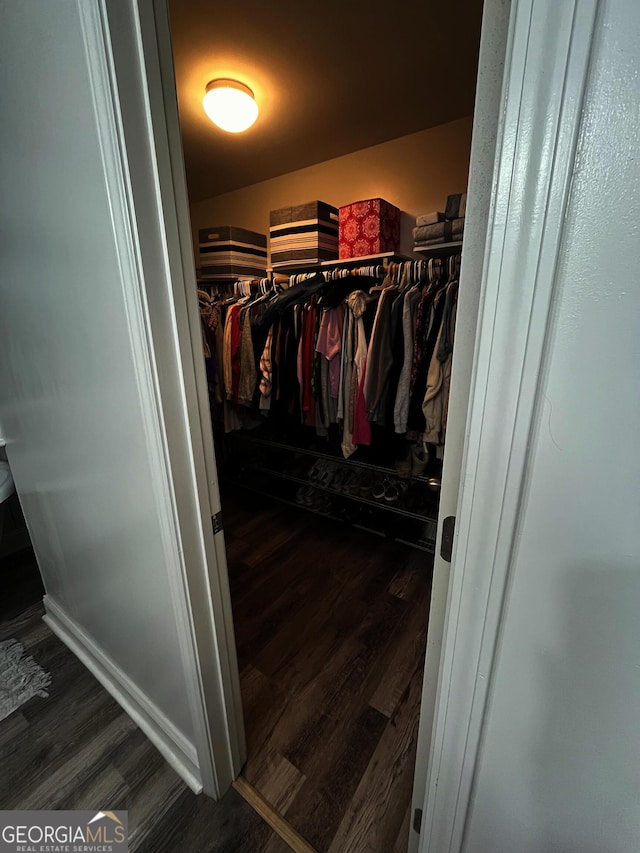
[241,668,291,760]
[137,783,288,853]
[245,747,307,814]
[233,777,317,853]
[327,663,425,853]
[357,539,412,604]
[0,661,124,802]
[240,663,271,710]
[1,681,124,804]
[232,512,370,604]
[55,726,165,812]
[12,616,51,650]
[235,568,325,672]
[369,596,431,719]
[232,530,320,613]
[262,832,299,853]
[227,501,291,545]
[227,496,433,852]
[392,803,412,853]
[0,710,28,747]
[251,576,365,696]
[232,523,328,612]
[16,712,138,810]
[279,588,427,809]
[110,726,167,794]
[387,551,433,601]
[127,765,191,853]
[66,763,128,811]
[279,594,407,774]
[243,522,309,570]
[282,704,388,852]
[250,534,404,700]
[0,601,46,642]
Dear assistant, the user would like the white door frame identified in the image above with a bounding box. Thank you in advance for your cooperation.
[418,0,598,850]
[100,0,247,796]
[118,0,598,840]
[408,1,513,846]
[130,0,518,812]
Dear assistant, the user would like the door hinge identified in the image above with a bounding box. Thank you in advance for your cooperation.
[413,808,423,834]
[211,511,223,535]
[441,515,455,562]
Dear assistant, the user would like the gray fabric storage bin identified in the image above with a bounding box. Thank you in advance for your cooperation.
[199,225,267,280]
[269,201,339,267]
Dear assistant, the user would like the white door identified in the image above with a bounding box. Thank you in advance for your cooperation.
[0,0,242,797]
[408,1,513,847]
[416,0,638,849]
[423,0,640,848]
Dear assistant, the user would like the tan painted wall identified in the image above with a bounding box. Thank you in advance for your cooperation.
[189,116,472,263]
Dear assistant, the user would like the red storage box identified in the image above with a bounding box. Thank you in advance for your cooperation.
[339,198,401,259]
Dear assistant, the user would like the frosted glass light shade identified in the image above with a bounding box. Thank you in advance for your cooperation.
[203,79,259,133]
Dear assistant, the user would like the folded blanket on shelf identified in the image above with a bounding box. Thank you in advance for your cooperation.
[414,240,445,249]
[451,217,465,238]
[413,221,452,242]
[445,192,467,220]
[415,211,445,227]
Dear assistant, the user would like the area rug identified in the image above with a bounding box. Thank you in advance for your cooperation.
[0,639,51,721]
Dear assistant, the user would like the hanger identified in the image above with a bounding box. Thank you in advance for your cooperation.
[370,264,394,293]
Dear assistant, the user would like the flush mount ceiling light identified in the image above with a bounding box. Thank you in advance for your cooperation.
[203,79,259,133]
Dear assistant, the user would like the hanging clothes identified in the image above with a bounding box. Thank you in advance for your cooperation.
[363,284,398,424]
[316,306,344,400]
[259,326,273,413]
[205,258,460,450]
[423,280,458,444]
[393,285,422,433]
[238,307,257,407]
[407,286,447,434]
[342,290,373,454]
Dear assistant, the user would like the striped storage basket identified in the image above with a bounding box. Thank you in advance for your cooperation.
[269,201,339,267]
[198,226,267,280]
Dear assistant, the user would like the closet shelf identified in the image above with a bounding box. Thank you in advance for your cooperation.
[234,434,437,488]
[412,241,463,256]
[238,461,437,523]
[269,251,419,273]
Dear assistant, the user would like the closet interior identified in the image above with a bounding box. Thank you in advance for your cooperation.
[169,1,483,849]
[199,250,461,554]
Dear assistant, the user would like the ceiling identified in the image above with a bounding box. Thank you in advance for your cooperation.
[168,0,484,202]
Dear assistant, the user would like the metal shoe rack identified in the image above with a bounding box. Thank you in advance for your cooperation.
[220,433,440,552]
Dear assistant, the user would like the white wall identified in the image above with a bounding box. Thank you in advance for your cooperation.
[464,1,640,849]
[0,0,202,782]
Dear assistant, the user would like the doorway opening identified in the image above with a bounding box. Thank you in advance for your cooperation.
[165,2,484,848]
[0,445,43,622]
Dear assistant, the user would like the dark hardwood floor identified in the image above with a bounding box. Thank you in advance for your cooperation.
[224,493,433,853]
[0,495,433,853]
[0,601,290,852]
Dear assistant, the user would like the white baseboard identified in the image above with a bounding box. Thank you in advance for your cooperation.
[43,594,203,794]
